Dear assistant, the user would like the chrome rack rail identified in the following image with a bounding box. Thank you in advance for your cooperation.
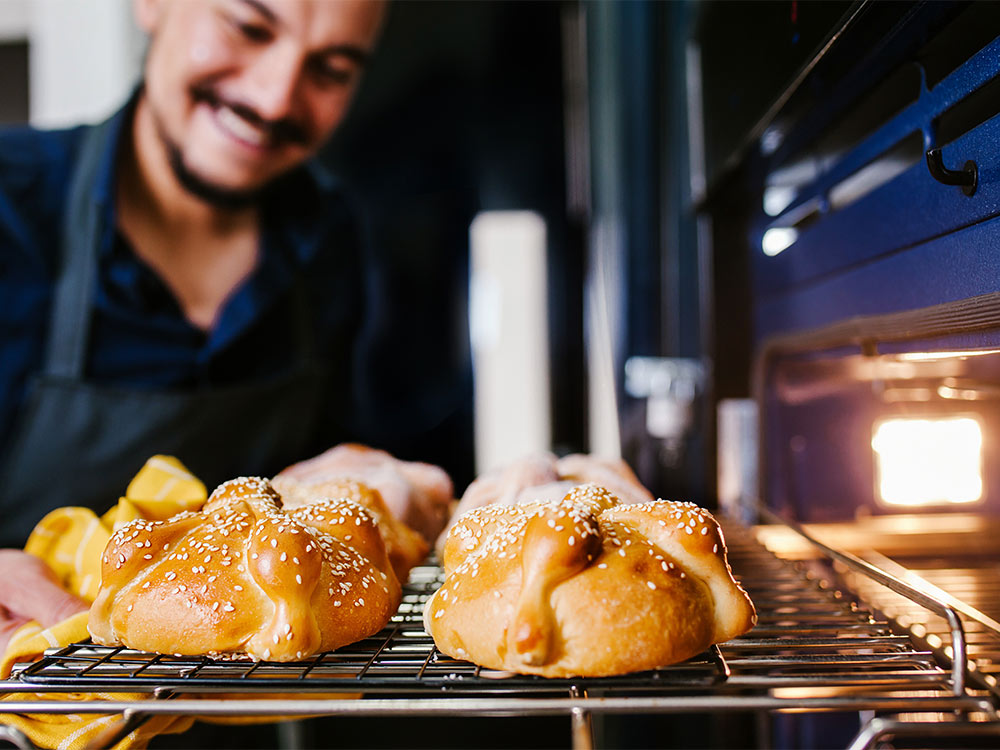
[2,516,997,750]
[755,505,1000,749]
[755,506,970,696]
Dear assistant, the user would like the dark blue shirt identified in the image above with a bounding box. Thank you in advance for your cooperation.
[0,97,366,465]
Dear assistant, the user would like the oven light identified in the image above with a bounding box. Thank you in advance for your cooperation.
[761,227,798,256]
[871,417,983,506]
[763,185,797,216]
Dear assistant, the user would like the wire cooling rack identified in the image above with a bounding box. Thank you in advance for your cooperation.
[14,564,724,694]
[11,520,987,712]
[6,518,1000,750]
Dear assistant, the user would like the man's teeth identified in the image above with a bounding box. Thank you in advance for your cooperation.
[216,106,269,147]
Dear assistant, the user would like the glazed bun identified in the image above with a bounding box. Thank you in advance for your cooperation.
[89,477,401,661]
[426,484,756,677]
[270,475,428,583]
[278,444,454,542]
[439,452,655,550]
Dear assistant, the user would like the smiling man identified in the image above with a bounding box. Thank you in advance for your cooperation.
[0,0,399,654]
[124,0,384,327]
[0,0,385,542]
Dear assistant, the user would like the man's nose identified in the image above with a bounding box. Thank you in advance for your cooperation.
[245,46,304,122]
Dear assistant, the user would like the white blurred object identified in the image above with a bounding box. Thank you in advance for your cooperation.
[469,211,551,474]
[717,398,758,523]
[586,216,623,460]
[624,356,704,440]
[29,0,143,127]
[0,0,29,41]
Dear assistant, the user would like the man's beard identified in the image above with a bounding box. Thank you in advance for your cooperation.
[163,137,261,211]
[151,84,310,211]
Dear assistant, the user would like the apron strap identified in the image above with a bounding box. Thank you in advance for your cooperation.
[44,122,113,379]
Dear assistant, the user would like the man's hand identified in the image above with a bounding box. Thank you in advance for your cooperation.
[0,549,88,655]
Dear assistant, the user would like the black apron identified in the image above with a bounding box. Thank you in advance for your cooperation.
[0,122,330,547]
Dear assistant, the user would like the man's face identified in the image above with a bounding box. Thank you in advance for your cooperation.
[136,0,385,201]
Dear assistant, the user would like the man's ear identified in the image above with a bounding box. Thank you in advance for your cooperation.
[133,0,166,34]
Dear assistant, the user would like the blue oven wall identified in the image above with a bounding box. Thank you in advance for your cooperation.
[758,216,1000,349]
[744,10,1000,521]
[753,35,1000,345]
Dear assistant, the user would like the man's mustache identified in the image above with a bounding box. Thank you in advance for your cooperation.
[191,83,310,147]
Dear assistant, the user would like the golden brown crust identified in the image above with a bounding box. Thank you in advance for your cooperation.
[439,453,655,551]
[269,476,429,582]
[88,477,402,661]
[277,443,454,542]
[425,484,756,677]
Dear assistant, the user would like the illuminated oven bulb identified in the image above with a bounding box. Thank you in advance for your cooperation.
[871,417,983,506]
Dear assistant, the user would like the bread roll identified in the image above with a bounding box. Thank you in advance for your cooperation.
[278,444,454,542]
[438,452,654,550]
[425,484,756,677]
[89,477,401,661]
[270,475,428,582]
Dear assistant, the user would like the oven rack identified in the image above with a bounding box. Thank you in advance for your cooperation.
[2,518,998,750]
[837,549,1000,701]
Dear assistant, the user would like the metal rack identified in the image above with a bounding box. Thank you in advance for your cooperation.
[837,548,1000,701]
[2,517,998,750]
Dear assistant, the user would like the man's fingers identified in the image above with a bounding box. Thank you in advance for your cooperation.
[0,549,89,627]
[0,604,31,656]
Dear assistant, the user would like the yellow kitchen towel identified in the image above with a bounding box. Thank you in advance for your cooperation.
[1,455,207,676]
[0,693,192,750]
[0,455,206,748]
[0,457,354,749]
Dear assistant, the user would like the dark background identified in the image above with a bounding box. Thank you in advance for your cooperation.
[320,1,579,496]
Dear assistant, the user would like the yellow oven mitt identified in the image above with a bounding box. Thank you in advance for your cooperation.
[1,456,206,748]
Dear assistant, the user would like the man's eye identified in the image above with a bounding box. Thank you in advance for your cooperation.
[312,61,354,86]
[235,20,272,43]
